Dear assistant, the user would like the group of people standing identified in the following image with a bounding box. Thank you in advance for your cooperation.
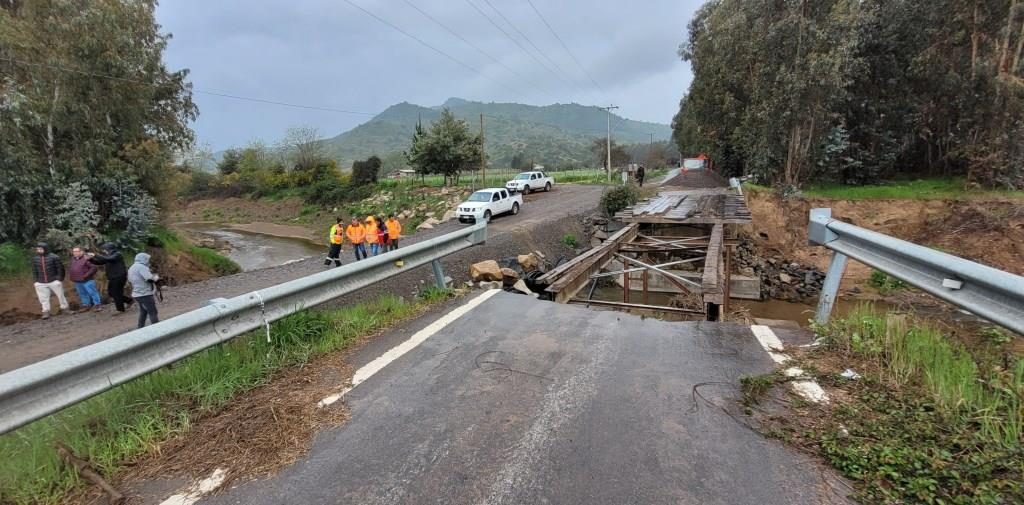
[325,214,402,267]
[31,242,161,328]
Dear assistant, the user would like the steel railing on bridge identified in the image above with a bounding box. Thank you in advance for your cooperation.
[809,208,1024,334]
[0,222,487,435]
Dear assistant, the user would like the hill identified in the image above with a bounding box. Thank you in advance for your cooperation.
[321,98,671,170]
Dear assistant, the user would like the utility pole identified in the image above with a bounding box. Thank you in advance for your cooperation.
[601,105,619,182]
[480,113,486,188]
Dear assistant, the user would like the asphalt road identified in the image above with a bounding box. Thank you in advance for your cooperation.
[0,185,604,373]
[199,292,847,505]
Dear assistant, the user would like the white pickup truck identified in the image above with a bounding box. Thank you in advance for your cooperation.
[505,171,554,194]
[456,188,522,223]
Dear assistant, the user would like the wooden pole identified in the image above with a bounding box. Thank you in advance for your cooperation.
[642,268,649,305]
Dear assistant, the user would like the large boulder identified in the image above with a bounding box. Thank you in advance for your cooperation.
[471,260,503,282]
[416,221,434,231]
[517,253,540,272]
[441,210,457,222]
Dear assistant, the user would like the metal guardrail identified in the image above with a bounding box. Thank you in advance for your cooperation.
[0,222,487,435]
[809,208,1024,334]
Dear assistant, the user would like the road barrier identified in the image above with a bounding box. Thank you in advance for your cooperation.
[809,208,1024,334]
[0,222,487,435]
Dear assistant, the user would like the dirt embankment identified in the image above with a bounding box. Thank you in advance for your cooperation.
[743,190,1024,290]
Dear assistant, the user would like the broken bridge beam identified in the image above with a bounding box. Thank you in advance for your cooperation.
[541,223,639,303]
[702,224,725,319]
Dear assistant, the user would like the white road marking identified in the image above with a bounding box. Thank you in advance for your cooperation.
[750,325,829,404]
[318,289,502,408]
[159,468,227,505]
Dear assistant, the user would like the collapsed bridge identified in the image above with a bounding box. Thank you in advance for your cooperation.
[537,185,753,321]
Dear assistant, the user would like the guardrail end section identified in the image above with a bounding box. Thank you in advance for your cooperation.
[808,208,837,246]
[472,222,488,245]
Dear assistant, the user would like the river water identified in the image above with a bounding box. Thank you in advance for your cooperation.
[175,223,324,271]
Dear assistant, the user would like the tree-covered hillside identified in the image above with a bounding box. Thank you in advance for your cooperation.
[321,98,672,169]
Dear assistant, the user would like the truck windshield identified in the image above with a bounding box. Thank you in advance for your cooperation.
[467,191,492,202]
[515,173,531,180]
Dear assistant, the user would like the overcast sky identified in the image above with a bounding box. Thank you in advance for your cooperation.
[155,0,701,151]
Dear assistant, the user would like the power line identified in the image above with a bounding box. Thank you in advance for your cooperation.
[523,0,607,97]
[462,0,575,93]
[341,0,529,99]
[399,0,558,100]
[479,0,581,89]
[0,56,378,116]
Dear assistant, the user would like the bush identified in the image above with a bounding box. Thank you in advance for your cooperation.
[0,242,30,279]
[868,270,905,294]
[562,234,578,248]
[600,184,640,216]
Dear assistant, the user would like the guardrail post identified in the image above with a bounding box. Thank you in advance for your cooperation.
[431,259,446,289]
[815,251,848,325]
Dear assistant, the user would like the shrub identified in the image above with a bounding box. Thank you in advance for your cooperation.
[0,242,30,279]
[599,184,640,216]
[562,233,578,248]
[868,270,905,294]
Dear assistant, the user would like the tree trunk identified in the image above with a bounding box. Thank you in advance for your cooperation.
[1013,14,1024,74]
[45,82,60,179]
[999,0,1018,75]
[971,1,980,79]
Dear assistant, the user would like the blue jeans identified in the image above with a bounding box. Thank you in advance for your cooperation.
[353,243,367,261]
[370,243,381,256]
[74,280,102,307]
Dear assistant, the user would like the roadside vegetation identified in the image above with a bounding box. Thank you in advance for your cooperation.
[760,307,1023,504]
[0,243,30,280]
[0,291,454,504]
[148,227,241,276]
[600,184,641,216]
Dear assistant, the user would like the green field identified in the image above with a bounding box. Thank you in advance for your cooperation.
[802,178,1024,200]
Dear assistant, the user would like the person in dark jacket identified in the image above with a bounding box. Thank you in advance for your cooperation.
[636,165,646,187]
[69,246,102,312]
[89,243,128,313]
[30,243,69,319]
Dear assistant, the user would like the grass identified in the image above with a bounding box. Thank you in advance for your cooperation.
[0,294,439,505]
[562,234,578,248]
[0,242,30,280]
[148,226,241,276]
[803,178,1024,201]
[868,270,905,295]
[802,307,1024,503]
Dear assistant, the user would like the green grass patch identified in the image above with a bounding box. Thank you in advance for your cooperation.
[0,242,30,279]
[868,270,905,295]
[803,178,1024,201]
[0,294,438,505]
[806,307,1024,503]
[147,226,185,255]
[740,373,778,407]
[562,233,578,248]
[187,246,241,276]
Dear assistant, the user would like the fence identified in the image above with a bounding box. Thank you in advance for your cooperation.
[0,222,488,435]
[809,208,1024,334]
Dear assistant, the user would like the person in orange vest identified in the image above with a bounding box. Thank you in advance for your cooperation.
[346,217,367,261]
[365,215,381,256]
[385,214,402,251]
[324,217,344,267]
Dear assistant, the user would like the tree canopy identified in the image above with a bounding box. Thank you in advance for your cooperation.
[0,0,197,245]
[406,109,482,185]
[672,0,1024,189]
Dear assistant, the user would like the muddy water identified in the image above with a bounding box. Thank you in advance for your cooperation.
[176,223,324,271]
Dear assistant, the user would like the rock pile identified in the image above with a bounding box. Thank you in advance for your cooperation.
[735,240,825,302]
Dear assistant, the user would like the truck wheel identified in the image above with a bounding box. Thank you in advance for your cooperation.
[483,210,492,223]
[522,185,531,195]
[545,182,552,192]
[511,202,520,215]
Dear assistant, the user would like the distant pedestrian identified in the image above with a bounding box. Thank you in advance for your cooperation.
[365,216,381,256]
[376,215,388,252]
[636,165,646,186]
[31,242,69,319]
[346,217,367,260]
[69,246,102,312]
[325,217,344,267]
[89,243,128,314]
[127,252,159,328]
[385,214,402,251]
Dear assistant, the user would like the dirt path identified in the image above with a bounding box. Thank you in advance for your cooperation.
[0,185,604,373]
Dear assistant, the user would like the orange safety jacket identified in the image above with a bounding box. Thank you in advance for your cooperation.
[385,219,402,240]
[364,223,380,244]
[329,224,344,245]
[346,224,366,244]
